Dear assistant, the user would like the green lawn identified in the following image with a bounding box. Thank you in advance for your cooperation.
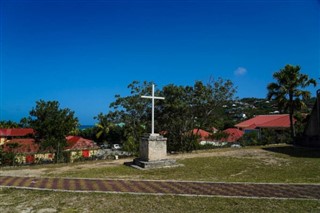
[53,145,320,183]
[0,188,319,213]
[1,145,320,212]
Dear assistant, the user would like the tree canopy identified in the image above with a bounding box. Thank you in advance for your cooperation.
[104,78,237,152]
[27,100,79,162]
[267,64,317,138]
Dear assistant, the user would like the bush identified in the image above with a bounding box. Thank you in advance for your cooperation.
[240,129,292,146]
[239,131,259,146]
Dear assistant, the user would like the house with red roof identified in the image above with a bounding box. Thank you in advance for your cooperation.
[0,128,100,164]
[0,128,34,145]
[2,138,54,164]
[221,128,244,143]
[65,136,99,162]
[235,114,292,131]
[191,128,211,141]
[190,128,232,146]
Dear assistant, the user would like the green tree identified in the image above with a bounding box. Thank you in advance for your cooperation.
[104,79,236,153]
[267,65,317,138]
[158,78,237,152]
[0,120,19,128]
[158,84,194,151]
[107,81,153,152]
[193,77,237,129]
[94,113,113,142]
[27,100,79,162]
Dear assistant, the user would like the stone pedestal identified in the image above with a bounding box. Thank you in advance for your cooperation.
[140,134,167,161]
[129,134,180,170]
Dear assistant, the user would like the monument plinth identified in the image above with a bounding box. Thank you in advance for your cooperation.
[140,134,167,161]
[132,133,178,169]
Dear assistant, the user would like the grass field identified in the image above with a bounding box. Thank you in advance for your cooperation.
[52,145,320,183]
[0,188,319,213]
[1,144,320,212]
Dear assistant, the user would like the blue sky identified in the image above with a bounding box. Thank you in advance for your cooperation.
[1,0,319,125]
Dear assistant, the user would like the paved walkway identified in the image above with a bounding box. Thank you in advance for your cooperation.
[0,176,319,199]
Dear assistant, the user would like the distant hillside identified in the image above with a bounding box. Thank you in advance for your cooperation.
[225,97,316,122]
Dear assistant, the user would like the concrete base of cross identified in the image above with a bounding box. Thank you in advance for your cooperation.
[126,133,182,170]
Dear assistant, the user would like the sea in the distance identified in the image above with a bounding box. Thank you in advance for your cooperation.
[79,125,94,130]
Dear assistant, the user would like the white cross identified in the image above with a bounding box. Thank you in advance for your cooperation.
[141,84,165,136]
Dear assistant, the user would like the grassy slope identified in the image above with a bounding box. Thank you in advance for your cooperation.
[55,145,320,183]
[1,145,320,212]
[0,188,319,213]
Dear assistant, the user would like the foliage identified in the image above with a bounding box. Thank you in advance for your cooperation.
[259,129,291,145]
[210,131,229,141]
[27,100,79,163]
[267,64,317,138]
[240,129,291,146]
[122,135,138,154]
[101,79,237,153]
[77,127,95,140]
[0,143,21,166]
[0,120,20,128]
[239,131,259,146]
[158,78,237,152]
[94,113,113,142]
[106,81,153,152]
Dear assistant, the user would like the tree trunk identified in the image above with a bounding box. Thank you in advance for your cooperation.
[289,112,295,139]
[289,93,295,139]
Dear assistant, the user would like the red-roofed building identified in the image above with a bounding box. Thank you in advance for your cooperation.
[0,128,35,145]
[221,128,244,142]
[235,114,292,131]
[191,129,211,141]
[65,136,99,162]
[2,139,39,154]
[2,138,54,164]
[0,128,34,137]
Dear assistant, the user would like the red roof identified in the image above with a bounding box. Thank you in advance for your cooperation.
[212,127,219,133]
[191,129,211,140]
[235,114,292,130]
[0,128,34,137]
[2,139,39,154]
[221,128,244,142]
[65,136,98,150]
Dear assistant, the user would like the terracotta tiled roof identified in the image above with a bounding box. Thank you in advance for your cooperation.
[65,136,98,150]
[0,128,34,137]
[2,139,39,154]
[221,128,244,142]
[191,129,211,140]
[235,114,292,130]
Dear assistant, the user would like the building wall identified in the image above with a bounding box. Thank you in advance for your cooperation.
[34,153,55,163]
[68,149,99,163]
[0,138,7,145]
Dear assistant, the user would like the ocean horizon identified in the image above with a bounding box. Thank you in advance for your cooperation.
[79,125,94,130]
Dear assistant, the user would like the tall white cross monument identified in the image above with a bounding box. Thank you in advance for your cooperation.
[141,84,165,136]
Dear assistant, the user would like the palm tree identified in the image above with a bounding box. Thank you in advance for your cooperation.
[94,113,112,141]
[267,64,317,138]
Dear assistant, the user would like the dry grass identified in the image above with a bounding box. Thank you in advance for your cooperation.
[0,188,319,213]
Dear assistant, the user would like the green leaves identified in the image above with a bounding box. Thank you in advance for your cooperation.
[267,64,317,137]
[27,100,79,162]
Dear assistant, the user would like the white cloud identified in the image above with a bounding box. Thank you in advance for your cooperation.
[234,67,247,76]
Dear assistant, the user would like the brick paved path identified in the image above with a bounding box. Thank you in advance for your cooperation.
[0,176,319,199]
